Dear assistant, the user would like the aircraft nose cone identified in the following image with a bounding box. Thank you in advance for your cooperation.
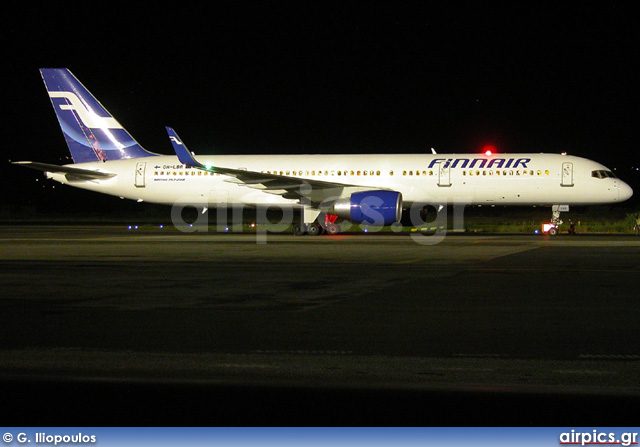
[619,182,633,202]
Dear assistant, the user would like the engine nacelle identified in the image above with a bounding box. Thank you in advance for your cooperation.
[329,190,403,225]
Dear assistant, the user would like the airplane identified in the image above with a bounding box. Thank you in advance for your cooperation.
[13,68,634,236]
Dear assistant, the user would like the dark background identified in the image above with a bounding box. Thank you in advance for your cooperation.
[3,3,639,217]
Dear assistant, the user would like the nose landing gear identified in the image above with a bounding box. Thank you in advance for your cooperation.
[545,204,569,236]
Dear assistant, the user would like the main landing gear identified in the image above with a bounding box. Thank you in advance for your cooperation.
[293,209,341,236]
[293,222,322,236]
[292,220,342,236]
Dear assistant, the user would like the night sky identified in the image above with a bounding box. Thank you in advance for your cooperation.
[3,3,639,213]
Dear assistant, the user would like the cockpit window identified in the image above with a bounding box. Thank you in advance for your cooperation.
[592,170,617,179]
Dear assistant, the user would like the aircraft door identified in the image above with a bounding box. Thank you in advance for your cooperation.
[135,162,146,188]
[438,163,451,187]
[561,162,574,187]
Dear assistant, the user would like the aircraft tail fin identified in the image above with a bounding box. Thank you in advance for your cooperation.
[40,68,158,163]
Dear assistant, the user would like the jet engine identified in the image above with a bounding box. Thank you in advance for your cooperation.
[328,191,403,225]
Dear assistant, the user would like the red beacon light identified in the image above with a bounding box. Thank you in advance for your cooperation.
[482,145,496,157]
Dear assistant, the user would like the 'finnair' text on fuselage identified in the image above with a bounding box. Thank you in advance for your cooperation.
[428,157,531,169]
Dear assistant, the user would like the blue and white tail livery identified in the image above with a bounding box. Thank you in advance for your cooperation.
[40,68,157,163]
[13,68,633,235]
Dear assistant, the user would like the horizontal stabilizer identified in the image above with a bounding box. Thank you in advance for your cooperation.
[12,161,116,181]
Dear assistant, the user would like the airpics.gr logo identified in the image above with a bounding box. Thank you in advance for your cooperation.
[559,430,638,446]
[48,91,123,130]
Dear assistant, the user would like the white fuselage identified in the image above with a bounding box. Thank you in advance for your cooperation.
[47,153,632,208]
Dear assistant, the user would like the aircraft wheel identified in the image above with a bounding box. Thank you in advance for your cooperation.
[293,224,306,236]
[307,223,321,236]
[325,223,340,235]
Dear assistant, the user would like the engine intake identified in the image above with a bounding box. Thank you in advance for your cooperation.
[329,190,402,225]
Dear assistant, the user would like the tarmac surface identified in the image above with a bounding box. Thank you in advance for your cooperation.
[1,225,639,425]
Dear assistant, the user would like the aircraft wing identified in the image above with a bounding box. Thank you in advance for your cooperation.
[166,127,378,205]
[12,161,116,181]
